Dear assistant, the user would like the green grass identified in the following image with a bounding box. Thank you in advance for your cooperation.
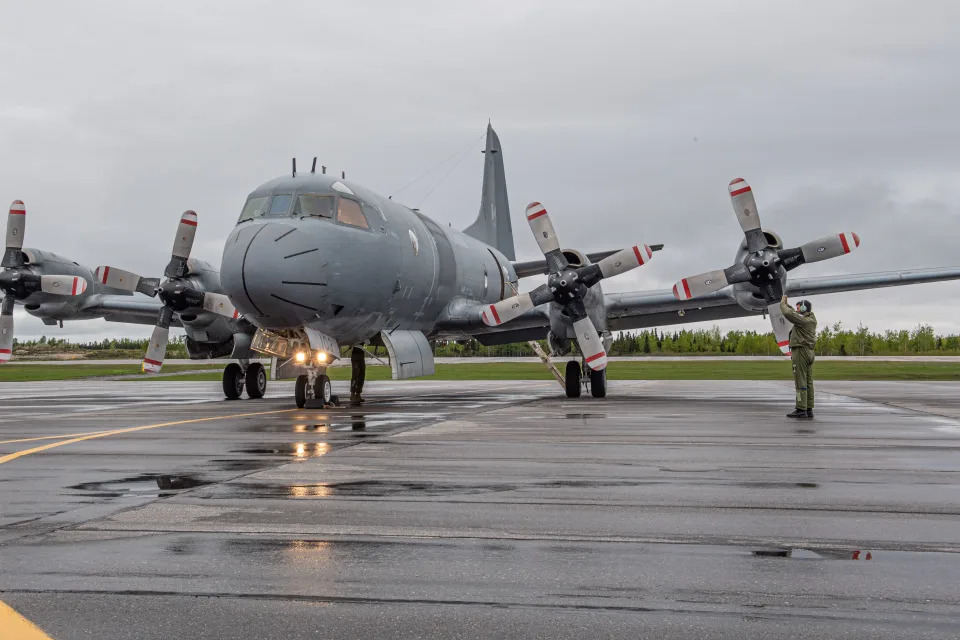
[124,360,960,383]
[0,363,225,382]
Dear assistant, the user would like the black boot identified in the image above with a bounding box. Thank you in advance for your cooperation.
[806,409,814,418]
[786,408,807,419]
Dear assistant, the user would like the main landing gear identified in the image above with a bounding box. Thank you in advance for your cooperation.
[294,367,333,409]
[221,360,268,400]
[564,357,606,399]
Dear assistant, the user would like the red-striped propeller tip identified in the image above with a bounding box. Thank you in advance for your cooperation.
[181,210,198,225]
[728,178,751,196]
[525,202,547,221]
[9,200,25,213]
[852,233,861,247]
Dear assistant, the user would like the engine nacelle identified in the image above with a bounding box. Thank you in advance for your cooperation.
[731,229,786,312]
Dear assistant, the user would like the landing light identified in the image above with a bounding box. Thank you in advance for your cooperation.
[295,351,307,363]
[316,352,328,363]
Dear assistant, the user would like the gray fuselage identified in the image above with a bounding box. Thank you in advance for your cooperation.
[220,174,516,346]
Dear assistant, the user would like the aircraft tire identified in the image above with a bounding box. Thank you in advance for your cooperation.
[295,374,308,408]
[245,362,267,399]
[315,374,333,405]
[222,363,244,400]
[589,367,606,398]
[565,360,582,398]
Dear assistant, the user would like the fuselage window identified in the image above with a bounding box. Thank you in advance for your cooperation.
[297,194,335,218]
[267,194,293,216]
[238,196,269,222]
[337,198,369,229]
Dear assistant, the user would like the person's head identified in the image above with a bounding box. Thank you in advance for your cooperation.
[795,300,812,314]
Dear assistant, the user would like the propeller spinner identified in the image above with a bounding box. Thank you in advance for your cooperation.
[672,179,860,353]
[482,202,655,370]
[0,201,89,363]
[95,211,239,372]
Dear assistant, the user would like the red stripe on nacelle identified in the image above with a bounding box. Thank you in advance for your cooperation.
[489,305,501,324]
[584,352,605,364]
[730,186,752,197]
[839,234,850,254]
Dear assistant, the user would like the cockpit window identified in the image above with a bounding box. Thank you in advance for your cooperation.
[337,198,369,229]
[267,194,293,216]
[296,194,335,218]
[238,196,268,222]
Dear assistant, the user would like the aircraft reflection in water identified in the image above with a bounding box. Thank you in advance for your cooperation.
[4,123,960,405]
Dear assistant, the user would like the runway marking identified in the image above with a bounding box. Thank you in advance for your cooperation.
[0,408,295,466]
[0,601,55,639]
[0,430,113,445]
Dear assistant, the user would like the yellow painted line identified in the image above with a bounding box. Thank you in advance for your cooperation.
[0,600,55,639]
[0,408,295,466]
[0,431,113,445]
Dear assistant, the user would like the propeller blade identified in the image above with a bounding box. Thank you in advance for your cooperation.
[728,178,767,253]
[525,202,568,272]
[768,302,793,355]
[2,200,26,268]
[164,210,197,278]
[95,266,160,296]
[595,244,653,278]
[762,278,784,304]
[0,297,14,363]
[39,275,88,296]
[672,263,752,300]
[143,306,174,373]
[481,293,533,326]
[573,316,607,371]
[779,232,861,271]
[202,292,240,319]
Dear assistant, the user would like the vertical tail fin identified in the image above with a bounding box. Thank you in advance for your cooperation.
[463,122,515,260]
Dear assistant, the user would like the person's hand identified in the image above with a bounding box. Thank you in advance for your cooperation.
[781,295,788,304]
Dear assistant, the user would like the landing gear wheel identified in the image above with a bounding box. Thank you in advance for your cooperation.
[222,363,244,400]
[565,360,582,398]
[315,374,333,405]
[245,362,267,399]
[589,367,606,398]
[295,374,308,408]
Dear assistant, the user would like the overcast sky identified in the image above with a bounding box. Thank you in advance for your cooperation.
[2,0,959,343]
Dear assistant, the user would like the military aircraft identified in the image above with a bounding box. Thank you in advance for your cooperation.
[3,123,960,406]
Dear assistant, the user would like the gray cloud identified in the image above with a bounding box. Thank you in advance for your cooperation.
[2,0,958,341]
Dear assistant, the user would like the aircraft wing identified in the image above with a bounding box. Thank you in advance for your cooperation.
[606,266,960,331]
[77,293,179,326]
[465,266,960,343]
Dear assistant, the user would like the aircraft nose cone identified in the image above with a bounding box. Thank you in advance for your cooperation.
[221,222,330,328]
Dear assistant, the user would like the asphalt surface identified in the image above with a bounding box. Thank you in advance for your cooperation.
[1,378,959,639]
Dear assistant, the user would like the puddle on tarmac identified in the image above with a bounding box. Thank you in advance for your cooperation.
[230,442,331,459]
[734,481,820,489]
[564,413,608,420]
[752,547,875,560]
[70,474,212,498]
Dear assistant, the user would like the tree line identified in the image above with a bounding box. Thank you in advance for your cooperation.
[13,323,960,358]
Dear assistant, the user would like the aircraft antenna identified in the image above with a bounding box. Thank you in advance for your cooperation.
[341,171,346,179]
[322,165,327,175]
[311,157,317,174]
[292,158,297,178]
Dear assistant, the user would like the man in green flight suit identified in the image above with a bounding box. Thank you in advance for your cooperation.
[780,295,817,419]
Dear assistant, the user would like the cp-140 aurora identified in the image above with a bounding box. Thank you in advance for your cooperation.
[2,124,959,406]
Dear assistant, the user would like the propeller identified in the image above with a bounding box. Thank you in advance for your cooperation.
[672,179,860,354]
[0,200,89,363]
[482,202,655,370]
[95,211,239,373]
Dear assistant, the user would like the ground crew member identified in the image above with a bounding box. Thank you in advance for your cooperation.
[350,345,366,404]
[780,295,817,419]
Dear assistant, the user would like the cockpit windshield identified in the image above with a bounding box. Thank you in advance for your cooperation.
[295,194,336,218]
[238,196,268,222]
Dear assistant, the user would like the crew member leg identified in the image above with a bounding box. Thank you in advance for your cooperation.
[350,346,366,404]
[806,353,815,417]
[787,349,809,418]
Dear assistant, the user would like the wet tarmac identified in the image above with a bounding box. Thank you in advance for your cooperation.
[1,379,960,638]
